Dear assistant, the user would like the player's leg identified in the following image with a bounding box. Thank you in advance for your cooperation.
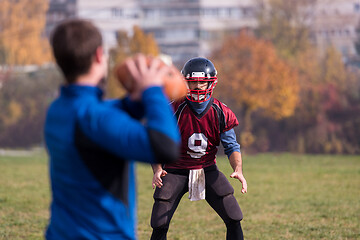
[150,172,188,240]
[205,166,244,240]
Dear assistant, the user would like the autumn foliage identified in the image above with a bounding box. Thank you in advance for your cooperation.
[213,31,298,120]
[0,0,50,65]
[282,47,360,154]
[212,31,299,147]
[251,0,360,154]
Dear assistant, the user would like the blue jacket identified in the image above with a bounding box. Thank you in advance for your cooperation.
[44,85,180,239]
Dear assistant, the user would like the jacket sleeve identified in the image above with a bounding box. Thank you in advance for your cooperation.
[77,87,180,164]
[105,96,145,120]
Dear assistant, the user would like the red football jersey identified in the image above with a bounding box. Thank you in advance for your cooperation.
[164,98,239,170]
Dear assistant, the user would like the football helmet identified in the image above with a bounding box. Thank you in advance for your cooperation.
[181,57,218,103]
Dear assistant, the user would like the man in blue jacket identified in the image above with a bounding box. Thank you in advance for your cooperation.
[44,19,180,239]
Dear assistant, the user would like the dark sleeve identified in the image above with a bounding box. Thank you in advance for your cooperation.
[148,129,180,164]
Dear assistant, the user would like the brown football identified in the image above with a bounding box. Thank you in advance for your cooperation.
[114,56,188,101]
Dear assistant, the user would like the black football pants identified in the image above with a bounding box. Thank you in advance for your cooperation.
[150,165,243,240]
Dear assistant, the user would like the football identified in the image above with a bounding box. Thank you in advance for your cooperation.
[115,56,188,101]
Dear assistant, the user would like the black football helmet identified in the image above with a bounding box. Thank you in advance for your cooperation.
[181,57,218,102]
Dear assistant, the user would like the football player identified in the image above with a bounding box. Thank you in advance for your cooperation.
[45,19,180,240]
[150,57,247,240]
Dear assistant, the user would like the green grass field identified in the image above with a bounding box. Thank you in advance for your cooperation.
[0,150,359,240]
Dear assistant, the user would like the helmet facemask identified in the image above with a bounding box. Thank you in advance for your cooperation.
[185,72,217,103]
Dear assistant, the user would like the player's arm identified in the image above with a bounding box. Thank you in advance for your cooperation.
[106,97,145,120]
[151,164,167,189]
[78,55,180,164]
[229,151,247,194]
[221,128,247,194]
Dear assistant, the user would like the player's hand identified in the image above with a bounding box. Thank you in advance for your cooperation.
[125,54,170,100]
[230,172,248,194]
[152,169,168,189]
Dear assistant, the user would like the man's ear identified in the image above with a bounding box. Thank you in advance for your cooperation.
[94,46,104,63]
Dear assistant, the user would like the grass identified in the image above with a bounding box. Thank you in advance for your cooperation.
[0,150,359,239]
[0,150,49,240]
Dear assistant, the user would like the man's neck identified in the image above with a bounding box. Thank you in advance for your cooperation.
[187,98,211,114]
[74,63,105,86]
[75,74,101,86]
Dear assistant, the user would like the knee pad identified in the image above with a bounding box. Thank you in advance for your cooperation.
[151,199,171,228]
[223,194,243,221]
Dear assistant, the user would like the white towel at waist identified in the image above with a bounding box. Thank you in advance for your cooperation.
[188,168,205,201]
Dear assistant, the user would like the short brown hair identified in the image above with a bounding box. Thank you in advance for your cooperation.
[51,19,102,84]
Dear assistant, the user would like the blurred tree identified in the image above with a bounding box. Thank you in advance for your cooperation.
[1,100,23,127]
[316,47,358,154]
[253,0,360,154]
[0,0,50,65]
[282,47,360,154]
[0,67,62,148]
[212,31,299,148]
[106,26,159,98]
[322,47,347,89]
[354,20,360,56]
[130,26,159,56]
[256,0,316,61]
